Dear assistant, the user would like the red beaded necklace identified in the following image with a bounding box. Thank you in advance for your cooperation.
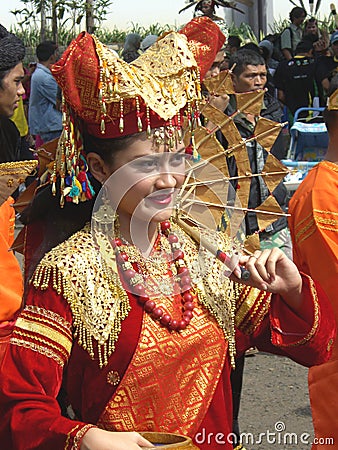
[111,220,196,332]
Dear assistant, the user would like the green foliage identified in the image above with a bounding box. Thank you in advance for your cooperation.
[11,20,179,48]
[95,27,127,44]
[227,22,258,45]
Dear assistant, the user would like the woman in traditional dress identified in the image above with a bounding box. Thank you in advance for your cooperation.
[0,17,335,450]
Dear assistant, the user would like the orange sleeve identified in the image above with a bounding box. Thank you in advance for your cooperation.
[288,165,338,321]
[0,197,23,322]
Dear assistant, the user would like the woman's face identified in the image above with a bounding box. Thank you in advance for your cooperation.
[0,63,25,118]
[104,132,186,225]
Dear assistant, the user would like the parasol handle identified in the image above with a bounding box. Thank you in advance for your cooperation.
[176,218,250,281]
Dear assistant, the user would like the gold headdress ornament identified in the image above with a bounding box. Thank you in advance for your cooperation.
[327,88,338,110]
[49,17,225,206]
[0,160,38,206]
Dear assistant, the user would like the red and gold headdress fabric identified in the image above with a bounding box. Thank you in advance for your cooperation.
[49,17,225,205]
[179,16,225,80]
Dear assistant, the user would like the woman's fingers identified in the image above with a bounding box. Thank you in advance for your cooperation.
[136,433,154,448]
[237,249,282,291]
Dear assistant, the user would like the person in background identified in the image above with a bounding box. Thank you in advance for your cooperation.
[121,33,141,63]
[303,17,330,57]
[21,62,36,120]
[274,37,324,122]
[140,34,158,52]
[0,24,33,364]
[258,39,279,73]
[224,35,241,56]
[280,6,307,61]
[183,0,228,34]
[315,30,338,95]
[288,74,338,450]
[0,24,26,163]
[202,47,290,448]
[10,96,35,162]
[28,40,62,147]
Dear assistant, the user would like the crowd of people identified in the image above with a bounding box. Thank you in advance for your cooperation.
[0,1,337,450]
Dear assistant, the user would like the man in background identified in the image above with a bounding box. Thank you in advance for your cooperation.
[316,30,338,95]
[280,6,307,61]
[29,40,62,146]
[274,37,324,122]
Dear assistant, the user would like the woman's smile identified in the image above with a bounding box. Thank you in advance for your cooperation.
[146,190,175,206]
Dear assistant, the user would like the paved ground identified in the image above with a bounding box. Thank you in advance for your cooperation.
[238,352,313,450]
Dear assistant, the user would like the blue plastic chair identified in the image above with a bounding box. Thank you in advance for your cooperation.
[287,107,328,161]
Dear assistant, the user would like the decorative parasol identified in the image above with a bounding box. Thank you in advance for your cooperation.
[179,0,253,15]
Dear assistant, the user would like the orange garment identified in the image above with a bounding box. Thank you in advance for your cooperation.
[0,197,23,362]
[288,160,338,450]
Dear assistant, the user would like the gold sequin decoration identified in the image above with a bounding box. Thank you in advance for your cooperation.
[31,225,131,368]
[107,370,121,386]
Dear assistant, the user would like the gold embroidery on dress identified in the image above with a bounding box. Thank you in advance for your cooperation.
[11,306,73,367]
[314,209,338,232]
[107,370,121,386]
[10,334,66,367]
[15,317,72,354]
[98,300,227,436]
[31,226,131,368]
[31,223,239,368]
[295,215,315,244]
[172,222,237,365]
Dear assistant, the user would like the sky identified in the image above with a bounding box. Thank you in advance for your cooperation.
[0,0,335,31]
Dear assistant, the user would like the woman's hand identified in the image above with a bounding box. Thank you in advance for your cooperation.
[231,248,303,312]
[80,428,154,450]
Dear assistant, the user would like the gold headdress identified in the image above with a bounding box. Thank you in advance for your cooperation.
[327,88,338,110]
[0,160,38,205]
[49,17,225,205]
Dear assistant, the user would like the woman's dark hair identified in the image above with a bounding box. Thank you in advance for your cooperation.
[228,49,265,77]
[0,24,25,87]
[83,132,139,165]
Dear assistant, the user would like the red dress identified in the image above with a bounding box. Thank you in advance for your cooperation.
[0,226,335,450]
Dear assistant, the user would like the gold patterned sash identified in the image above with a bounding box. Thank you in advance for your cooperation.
[97,298,227,436]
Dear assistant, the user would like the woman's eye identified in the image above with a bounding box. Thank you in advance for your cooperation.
[133,158,158,171]
[170,154,185,166]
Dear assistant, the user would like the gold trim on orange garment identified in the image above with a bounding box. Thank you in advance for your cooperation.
[276,275,320,348]
[97,300,227,437]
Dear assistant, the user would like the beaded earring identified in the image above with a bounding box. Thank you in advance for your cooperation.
[92,192,119,234]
